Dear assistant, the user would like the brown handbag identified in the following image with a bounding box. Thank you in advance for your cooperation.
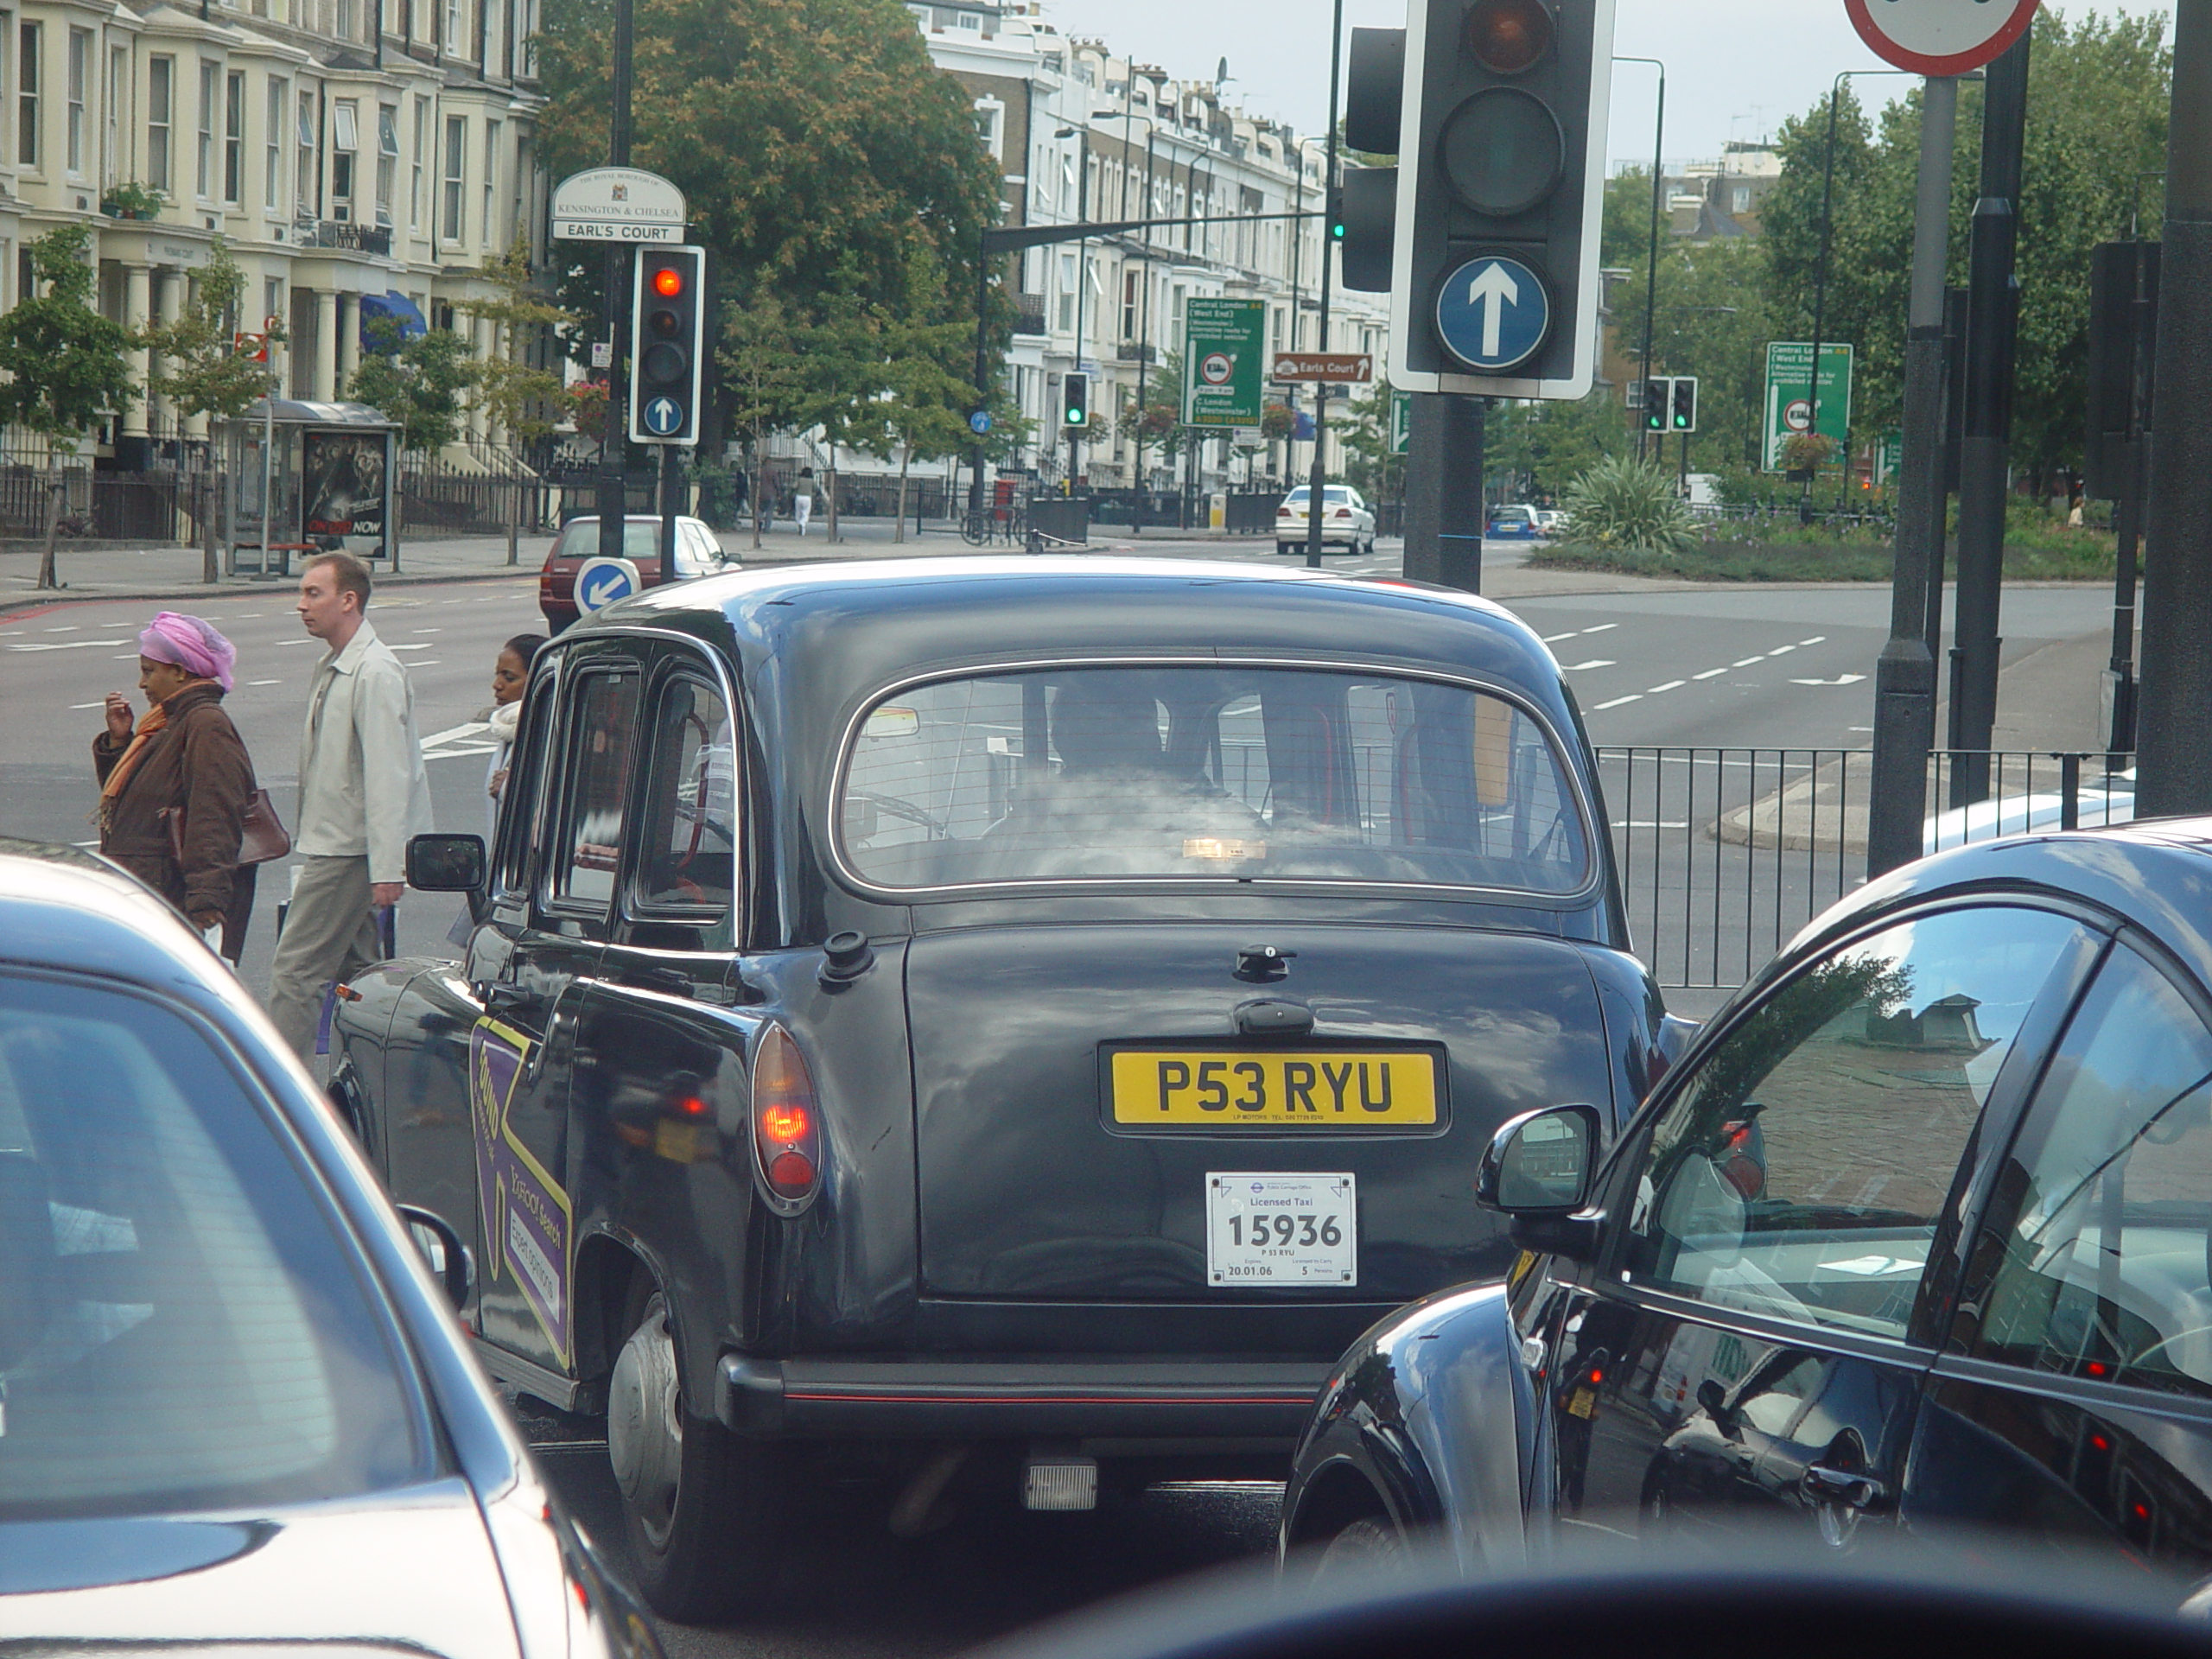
[161,788,293,869]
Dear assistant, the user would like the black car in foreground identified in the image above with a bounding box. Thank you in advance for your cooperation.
[330,555,1675,1618]
[0,841,656,1659]
[1281,820,2212,1599]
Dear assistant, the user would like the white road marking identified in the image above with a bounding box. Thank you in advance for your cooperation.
[1646,680,1685,693]
[43,626,79,632]
[1584,622,1618,633]
[391,643,434,652]
[7,639,130,651]
[1800,636,1826,645]
[1767,644,1796,655]
[1560,659,1617,672]
[275,636,320,646]
[412,627,442,633]
[1789,674,1867,686]
[412,660,442,666]
[1618,821,1689,829]
[1541,630,1583,643]
[248,678,281,686]
[68,700,103,709]
[426,742,498,758]
[1693,668,1730,680]
[1732,656,1765,668]
[422,721,493,746]
[1592,694,1643,710]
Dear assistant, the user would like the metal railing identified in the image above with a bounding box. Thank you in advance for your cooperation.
[1595,747,2137,992]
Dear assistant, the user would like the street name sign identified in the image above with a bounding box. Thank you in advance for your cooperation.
[1183,298,1268,429]
[1272,352,1375,384]
[552,168,687,244]
[1845,0,2039,76]
[1762,341,1855,472]
[1434,255,1549,374]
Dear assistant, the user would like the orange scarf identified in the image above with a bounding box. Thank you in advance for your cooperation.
[96,681,211,832]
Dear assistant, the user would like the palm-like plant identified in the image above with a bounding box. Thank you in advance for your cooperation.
[1561,455,1700,554]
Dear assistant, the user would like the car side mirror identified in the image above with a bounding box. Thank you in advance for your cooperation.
[408,833,486,893]
[1696,1377,1735,1431]
[397,1204,474,1311]
[1478,1103,1601,1215]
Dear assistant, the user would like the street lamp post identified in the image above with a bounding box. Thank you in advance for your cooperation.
[1305,0,1344,569]
[1615,56,1662,465]
[1094,107,1158,528]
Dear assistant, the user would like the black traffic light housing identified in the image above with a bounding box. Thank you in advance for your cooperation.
[629,244,706,445]
[1389,0,1613,401]
[1063,371,1090,429]
[1643,377,1669,432]
[1339,28,1404,295]
[1670,375,1698,433]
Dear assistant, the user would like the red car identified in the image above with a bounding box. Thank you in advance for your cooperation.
[538,514,734,632]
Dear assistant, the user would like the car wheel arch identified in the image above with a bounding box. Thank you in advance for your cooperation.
[1285,1452,1414,1552]
[574,1233,662,1407]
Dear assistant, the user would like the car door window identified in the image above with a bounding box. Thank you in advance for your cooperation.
[633,674,738,917]
[1974,945,2212,1400]
[1620,907,2085,1339]
[493,651,560,898]
[553,664,643,912]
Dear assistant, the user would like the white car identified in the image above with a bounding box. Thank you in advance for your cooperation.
[1923,766,2135,854]
[1275,485,1376,556]
[1535,509,1564,536]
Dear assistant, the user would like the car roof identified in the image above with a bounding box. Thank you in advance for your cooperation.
[0,838,251,995]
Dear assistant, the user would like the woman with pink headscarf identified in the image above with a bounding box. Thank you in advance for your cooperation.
[92,612,260,960]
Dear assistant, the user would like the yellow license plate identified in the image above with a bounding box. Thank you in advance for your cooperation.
[1108,1049,1441,1128]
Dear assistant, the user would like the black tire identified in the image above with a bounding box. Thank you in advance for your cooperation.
[1277,542,1295,556]
[607,1281,783,1622]
[1311,1514,1413,1587]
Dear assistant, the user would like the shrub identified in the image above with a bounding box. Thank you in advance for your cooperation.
[1560,455,1699,554]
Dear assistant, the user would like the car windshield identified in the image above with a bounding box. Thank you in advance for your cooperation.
[0,973,431,1519]
[839,666,1590,893]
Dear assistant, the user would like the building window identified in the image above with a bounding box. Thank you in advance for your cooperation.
[409,96,425,228]
[264,75,284,209]
[518,0,536,75]
[195,60,216,197]
[264,276,282,328]
[336,0,358,38]
[442,113,463,241]
[105,45,123,187]
[375,104,396,226]
[1057,251,1073,334]
[330,99,355,219]
[444,0,461,53]
[146,56,171,191]
[1122,270,1136,341]
[1732,185,1751,214]
[223,70,243,202]
[65,27,84,175]
[480,118,498,245]
[18,22,38,170]
[296,89,315,213]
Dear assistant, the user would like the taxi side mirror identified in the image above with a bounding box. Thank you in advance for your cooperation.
[408,833,486,893]
[1478,1103,1600,1215]
[397,1204,474,1311]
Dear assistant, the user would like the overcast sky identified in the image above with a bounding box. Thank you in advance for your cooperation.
[1035,1,2177,168]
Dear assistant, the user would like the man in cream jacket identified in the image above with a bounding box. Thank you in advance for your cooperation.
[267,550,434,1060]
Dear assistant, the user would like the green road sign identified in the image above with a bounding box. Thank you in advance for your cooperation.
[1762,342,1853,471]
[1390,390,1411,454]
[1183,297,1268,429]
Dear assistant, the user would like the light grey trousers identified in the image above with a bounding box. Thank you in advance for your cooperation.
[265,854,385,1060]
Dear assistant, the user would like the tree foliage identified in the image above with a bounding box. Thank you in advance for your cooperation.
[0,226,137,442]
[144,238,283,423]
[346,321,480,455]
[456,239,582,449]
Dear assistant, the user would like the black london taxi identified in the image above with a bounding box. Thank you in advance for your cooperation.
[329,555,1671,1618]
[1280,820,2212,1603]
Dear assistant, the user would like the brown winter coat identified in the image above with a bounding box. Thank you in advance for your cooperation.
[92,681,259,954]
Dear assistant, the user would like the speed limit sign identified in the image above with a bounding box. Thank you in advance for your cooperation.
[1844,0,2039,76]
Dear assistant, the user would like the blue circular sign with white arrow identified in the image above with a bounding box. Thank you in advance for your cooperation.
[574,556,642,614]
[642,396,683,437]
[968,409,993,435]
[1434,254,1550,373]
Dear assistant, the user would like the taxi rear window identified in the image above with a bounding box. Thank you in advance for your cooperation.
[838,666,1591,894]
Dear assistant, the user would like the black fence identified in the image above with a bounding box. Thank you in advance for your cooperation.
[402,464,553,537]
[1225,490,1283,534]
[0,465,205,543]
[1596,747,2135,992]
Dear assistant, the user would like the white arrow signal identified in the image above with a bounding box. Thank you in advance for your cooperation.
[1467,262,1521,359]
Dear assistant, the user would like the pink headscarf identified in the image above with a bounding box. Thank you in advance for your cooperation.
[138,612,237,692]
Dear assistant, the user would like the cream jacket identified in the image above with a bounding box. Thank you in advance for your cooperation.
[295,619,435,882]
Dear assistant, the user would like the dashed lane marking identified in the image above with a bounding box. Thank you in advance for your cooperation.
[6,639,130,651]
[1592,694,1643,710]
[1560,659,1616,672]
[1692,668,1729,680]
[1647,680,1685,693]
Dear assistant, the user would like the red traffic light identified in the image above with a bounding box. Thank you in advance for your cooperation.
[652,265,684,297]
[1464,0,1554,74]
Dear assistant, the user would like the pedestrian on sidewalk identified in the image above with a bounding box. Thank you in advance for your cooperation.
[484,632,545,839]
[794,467,815,538]
[266,550,433,1061]
[92,612,259,962]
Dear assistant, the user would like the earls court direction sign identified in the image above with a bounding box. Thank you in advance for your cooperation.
[552,168,688,244]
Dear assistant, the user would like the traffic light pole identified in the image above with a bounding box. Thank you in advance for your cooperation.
[1402,392,1483,593]
[596,0,632,567]
[2138,0,2212,816]
[1867,73,1957,879]
[1305,0,1344,570]
[1614,56,1662,466]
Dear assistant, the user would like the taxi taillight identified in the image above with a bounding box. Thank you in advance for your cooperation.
[752,1025,822,1210]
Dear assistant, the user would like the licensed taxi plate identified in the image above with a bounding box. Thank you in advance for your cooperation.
[1106,1048,1441,1128]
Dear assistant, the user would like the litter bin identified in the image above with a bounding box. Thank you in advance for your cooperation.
[1027,497,1088,550]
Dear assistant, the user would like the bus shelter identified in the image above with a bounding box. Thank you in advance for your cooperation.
[219,399,401,577]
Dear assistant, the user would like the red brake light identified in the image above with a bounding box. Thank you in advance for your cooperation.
[752,1026,822,1208]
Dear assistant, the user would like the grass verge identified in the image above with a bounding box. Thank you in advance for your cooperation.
[1529,538,2117,582]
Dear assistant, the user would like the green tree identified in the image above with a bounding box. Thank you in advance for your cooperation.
[454,239,582,560]
[0,225,139,588]
[1337,378,1404,507]
[345,321,480,458]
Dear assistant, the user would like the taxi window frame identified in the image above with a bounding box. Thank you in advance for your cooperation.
[823,654,1604,906]
[540,645,648,928]
[621,651,743,938]
[491,642,563,904]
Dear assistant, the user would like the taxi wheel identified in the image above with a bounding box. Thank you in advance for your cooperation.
[1311,1516,1411,1586]
[607,1284,783,1621]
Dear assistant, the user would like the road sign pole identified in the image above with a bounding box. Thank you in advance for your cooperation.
[597,0,634,567]
[1868,72,1957,878]
[2139,0,2212,815]
[1947,29,2031,807]
[1402,391,1482,593]
[1306,0,1344,569]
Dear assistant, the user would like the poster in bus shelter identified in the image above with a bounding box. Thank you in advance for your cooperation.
[301,429,390,547]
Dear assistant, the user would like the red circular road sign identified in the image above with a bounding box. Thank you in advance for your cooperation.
[1845,0,2039,76]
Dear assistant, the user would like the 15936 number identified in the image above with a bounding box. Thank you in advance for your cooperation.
[1227,1211,1343,1248]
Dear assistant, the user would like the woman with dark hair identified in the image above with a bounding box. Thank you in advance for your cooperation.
[93,612,260,961]
[485,632,547,839]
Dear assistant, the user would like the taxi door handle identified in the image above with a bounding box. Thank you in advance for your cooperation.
[1802,1463,1884,1510]
[483,980,537,1016]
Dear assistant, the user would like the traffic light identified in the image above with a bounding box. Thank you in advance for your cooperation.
[628,244,705,445]
[1063,372,1090,429]
[1643,376,1669,433]
[1339,29,1403,294]
[1670,376,1698,433]
[1385,0,1614,401]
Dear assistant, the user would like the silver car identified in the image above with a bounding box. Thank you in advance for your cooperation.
[0,839,658,1659]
